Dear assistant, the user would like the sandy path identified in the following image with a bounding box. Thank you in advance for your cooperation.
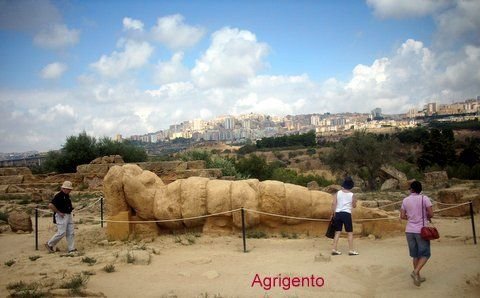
[1,215,479,297]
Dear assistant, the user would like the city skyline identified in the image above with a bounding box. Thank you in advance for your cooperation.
[1,0,479,152]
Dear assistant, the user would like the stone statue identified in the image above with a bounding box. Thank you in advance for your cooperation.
[103,164,402,240]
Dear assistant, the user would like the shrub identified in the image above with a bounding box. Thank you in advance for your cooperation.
[4,259,15,267]
[208,156,237,177]
[29,255,41,261]
[246,230,268,239]
[60,273,89,296]
[103,264,115,273]
[126,251,135,263]
[81,256,96,266]
[306,148,316,156]
[6,280,43,297]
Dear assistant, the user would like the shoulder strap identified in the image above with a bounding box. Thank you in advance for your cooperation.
[421,195,425,227]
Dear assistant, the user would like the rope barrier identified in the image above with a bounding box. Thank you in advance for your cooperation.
[36,208,53,214]
[375,200,402,209]
[99,208,243,223]
[88,201,471,224]
[75,197,102,213]
[33,198,477,252]
[431,200,467,206]
[433,202,471,213]
[243,208,330,222]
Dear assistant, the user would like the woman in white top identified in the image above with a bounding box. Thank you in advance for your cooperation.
[331,177,358,256]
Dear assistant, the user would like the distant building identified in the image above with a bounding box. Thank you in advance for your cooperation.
[193,119,204,132]
[371,108,382,119]
[311,115,321,126]
[224,117,235,130]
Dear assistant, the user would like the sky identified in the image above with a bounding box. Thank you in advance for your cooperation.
[0,0,479,153]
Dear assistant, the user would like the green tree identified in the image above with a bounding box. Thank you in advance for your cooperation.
[417,128,456,170]
[235,154,273,181]
[61,132,97,172]
[458,138,480,165]
[42,132,147,173]
[96,138,147,162]
[323,131,395,190]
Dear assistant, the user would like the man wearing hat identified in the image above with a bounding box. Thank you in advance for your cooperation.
[45,181,76,253]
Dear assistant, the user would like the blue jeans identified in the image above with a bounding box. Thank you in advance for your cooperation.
[406,232,430,258]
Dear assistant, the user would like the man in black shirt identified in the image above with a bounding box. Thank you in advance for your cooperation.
[45,181,76,253]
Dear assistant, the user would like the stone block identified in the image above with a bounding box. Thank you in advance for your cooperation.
[187,160,206,169]
[0,175,24,185]
[106,211,131,241]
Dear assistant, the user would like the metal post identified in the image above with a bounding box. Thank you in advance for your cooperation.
[100,197,104,228]
[241,208,246,253]
[469,201,477,245]
[35,207,38,251]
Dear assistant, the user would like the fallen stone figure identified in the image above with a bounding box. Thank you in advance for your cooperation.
[103,164,402,240]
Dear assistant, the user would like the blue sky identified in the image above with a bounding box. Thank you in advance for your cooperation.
[0,0,479,153]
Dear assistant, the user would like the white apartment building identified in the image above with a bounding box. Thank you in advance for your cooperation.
[311,115,321,126]
[224,117,235,130]
[193,119,204,132]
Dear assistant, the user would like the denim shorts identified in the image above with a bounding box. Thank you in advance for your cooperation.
[406,232,431,258]
[333,212,353,232]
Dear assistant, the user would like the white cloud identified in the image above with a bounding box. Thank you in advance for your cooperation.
[40,62,67,79]
[439,45,480,91]
[191,27,269,89]
[153,52,190,85]
[200,108,212,119]
[151,14,205,50]
[434,0,480,48]
[91,40,154,78]
[39,104,75,122]
[366,0,450,19]
[145,82,195,98]
[33,24,80,49]
[123,17,144,31]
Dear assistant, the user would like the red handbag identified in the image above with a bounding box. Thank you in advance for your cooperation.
[421,196,439,240]
[421,226,439,240]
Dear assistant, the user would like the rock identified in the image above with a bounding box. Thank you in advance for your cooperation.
[0,167,32,176]
[7,210,32,232]
[121,250,151,265]
[314,252,331,262]
[6,185,26,193]
[380,165,408,188]
[368,234,376,240]
[424,171,449,188]
[202,270,220,279]
[360,200,399,212]
[436,187,480,216]
[380,179,399,191]
[0,175,24,185]
[322,185,341,194]
[98,240,109,246]
[90,155,124,164]
[0,225,10,233]
[178,271,191,277]
[307,181,320,190]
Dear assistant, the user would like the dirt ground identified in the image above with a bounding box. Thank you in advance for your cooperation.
[1,213,479,298]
